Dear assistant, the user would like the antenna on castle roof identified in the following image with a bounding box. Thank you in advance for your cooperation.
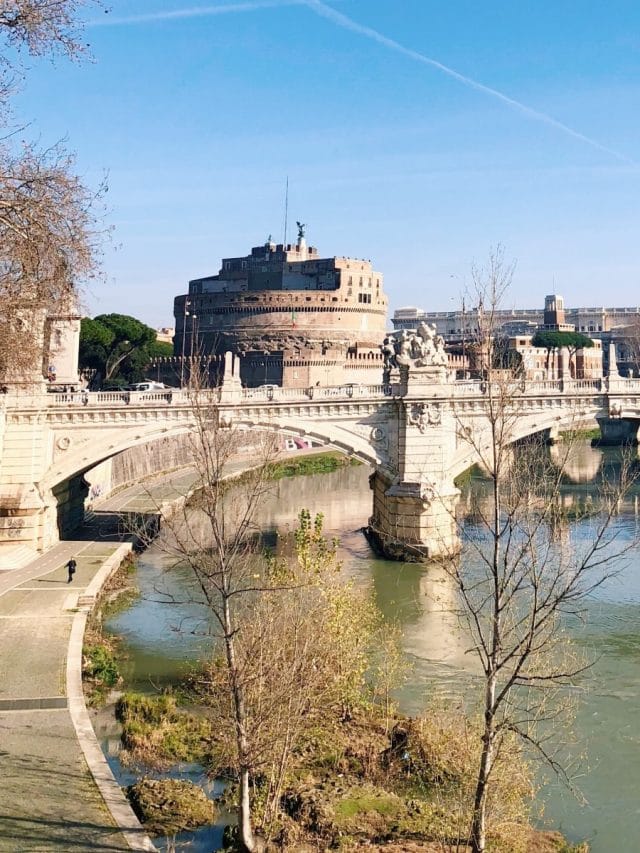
[283,175,289,246]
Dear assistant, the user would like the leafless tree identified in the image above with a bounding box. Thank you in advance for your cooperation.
[127,374,390,851]
[0,0,98,63]
[0,0,101,109]
[0,141,105,379]
[150,386,280,852]
[444,247,637,852]
[0,0,106,382]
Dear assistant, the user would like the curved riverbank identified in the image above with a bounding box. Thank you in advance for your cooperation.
[0,449,369,851]
[0,530,156,851]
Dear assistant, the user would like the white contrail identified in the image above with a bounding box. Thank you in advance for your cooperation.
[89,0,305,27]
[303,0,635,166]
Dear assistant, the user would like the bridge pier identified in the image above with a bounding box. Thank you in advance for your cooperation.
[368,471,460,560]
[596,416,640,445]
[0,483,59,562]
[367,363,462,561]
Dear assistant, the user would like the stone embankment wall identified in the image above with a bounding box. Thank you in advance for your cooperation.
[84,431,269,509]
[84,434,196,506]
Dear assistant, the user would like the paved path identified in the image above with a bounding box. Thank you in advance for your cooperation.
[0,470,195,851]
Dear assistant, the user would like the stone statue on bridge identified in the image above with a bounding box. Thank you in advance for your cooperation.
[381,324,448,378]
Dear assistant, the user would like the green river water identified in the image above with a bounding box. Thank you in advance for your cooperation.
[105,444,640,851]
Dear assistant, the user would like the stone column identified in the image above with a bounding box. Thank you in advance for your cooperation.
[608,342,619,378]
[219,351,242,402]
[3,306,48,392]
[43,313,82,388]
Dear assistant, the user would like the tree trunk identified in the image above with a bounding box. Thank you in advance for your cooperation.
[470,680,496,853]
[470,422,500,853]
[238,767,256,852]
[222,593,258,853]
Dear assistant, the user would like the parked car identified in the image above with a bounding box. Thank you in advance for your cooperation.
[124,381,167,392]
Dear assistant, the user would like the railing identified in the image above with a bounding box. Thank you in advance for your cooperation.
[241,383,395,402]
[7,375,640,414]
[46,389,191,406]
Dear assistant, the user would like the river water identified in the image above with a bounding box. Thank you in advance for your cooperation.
[105,446,640,851]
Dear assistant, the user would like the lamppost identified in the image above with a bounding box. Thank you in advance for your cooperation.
[450,279,468,377]
[180,298,192,387]
[190,314,198,359]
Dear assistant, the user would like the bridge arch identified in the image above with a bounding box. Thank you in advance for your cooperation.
[44,413,381,497]
[448,402,603,482]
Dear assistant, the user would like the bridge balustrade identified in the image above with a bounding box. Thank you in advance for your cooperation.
[8,376,640,415]
[45,390,188,406]
[5,371,640,568]
[241,384,395,402]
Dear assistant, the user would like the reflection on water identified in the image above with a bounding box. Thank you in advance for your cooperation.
[549,441,603,483]
[408,568,472,670]
[105,446,640,852]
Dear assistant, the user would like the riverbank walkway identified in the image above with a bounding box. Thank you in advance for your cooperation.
[0,446,326,850]
[0,469,199,852]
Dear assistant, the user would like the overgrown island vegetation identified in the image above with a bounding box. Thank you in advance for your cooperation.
[83,422,601,853]
[86,514,586,853]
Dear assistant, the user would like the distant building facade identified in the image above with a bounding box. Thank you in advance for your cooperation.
[156,327,175,344]
[393,298,640,378]
[393,304,640,339]
[173,230,388,387]
[396,295,607,381]
[504,334,603,380]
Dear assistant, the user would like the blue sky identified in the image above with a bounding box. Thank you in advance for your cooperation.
[12,0,640,326]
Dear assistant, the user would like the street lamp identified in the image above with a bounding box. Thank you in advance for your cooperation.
[190,314,198,360]
[180,298,192,387]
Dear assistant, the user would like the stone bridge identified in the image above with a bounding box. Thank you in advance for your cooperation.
[1,362,640,568]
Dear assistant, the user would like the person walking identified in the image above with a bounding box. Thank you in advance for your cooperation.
[66,558,77,583]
